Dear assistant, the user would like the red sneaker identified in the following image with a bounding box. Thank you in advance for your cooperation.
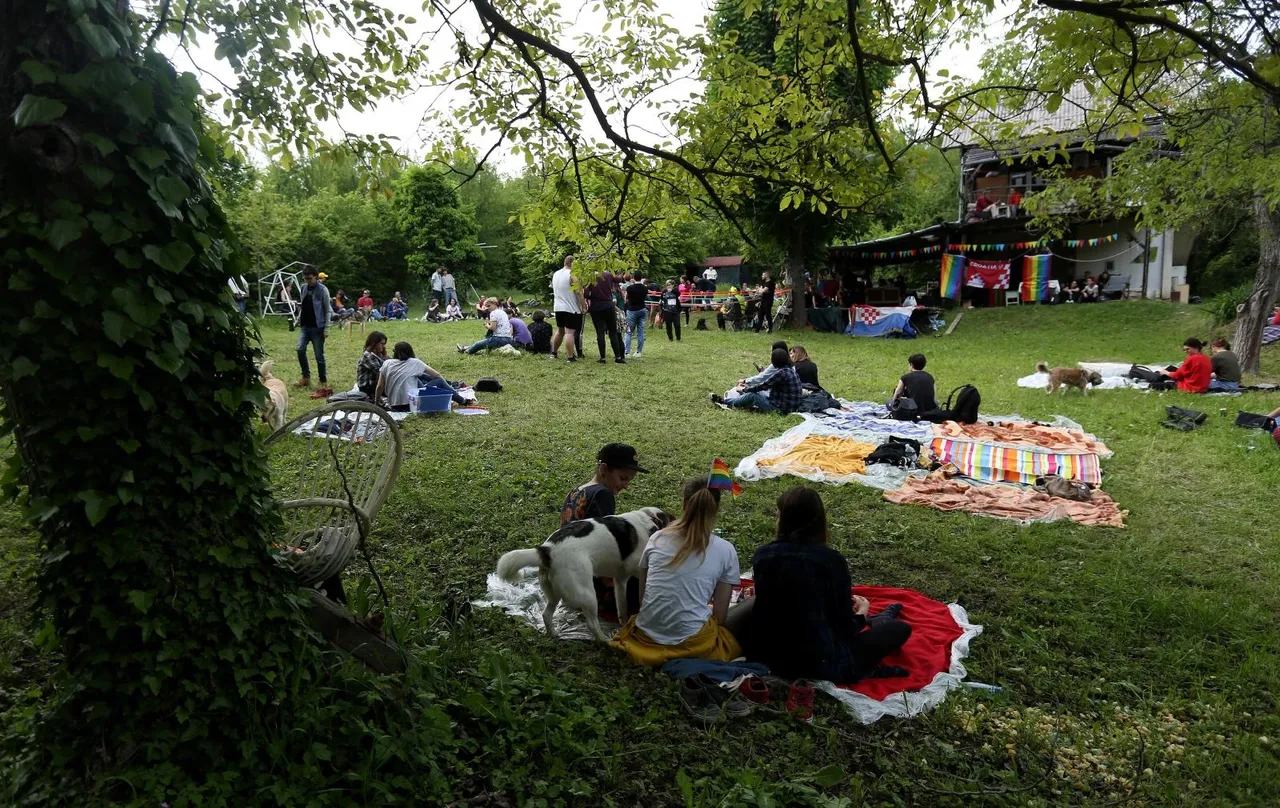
[740,676,770,705]
[786,679,815,723]
[309,387,333,399]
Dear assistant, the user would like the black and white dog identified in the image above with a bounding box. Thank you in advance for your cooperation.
[496,507,672,642]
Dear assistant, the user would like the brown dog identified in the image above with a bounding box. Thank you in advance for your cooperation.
[1037,361,1103,395]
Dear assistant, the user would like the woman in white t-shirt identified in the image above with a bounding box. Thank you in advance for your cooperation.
[611,476,742,666]
[375,342,460,411]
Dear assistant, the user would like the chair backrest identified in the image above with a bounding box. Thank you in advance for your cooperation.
[264,402,403,586]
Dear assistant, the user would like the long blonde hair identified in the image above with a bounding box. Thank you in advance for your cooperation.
[668,476,722,568]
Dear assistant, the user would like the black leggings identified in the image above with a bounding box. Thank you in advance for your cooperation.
[846,618,912,680]
[665,312,682,341]
[590,309,623,359]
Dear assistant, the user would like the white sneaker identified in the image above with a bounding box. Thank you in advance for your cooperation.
[634,352,643,358]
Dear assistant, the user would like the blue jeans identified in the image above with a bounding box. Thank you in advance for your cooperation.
[296,326,327,382]
[444,288,459,306]
[417,375,466,405]
[729,391,774,412]
[465,335,514,354]
[1208,379,1239,392]
[625,309,646,354]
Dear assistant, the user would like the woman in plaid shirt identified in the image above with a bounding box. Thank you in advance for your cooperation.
[356,331,388,400]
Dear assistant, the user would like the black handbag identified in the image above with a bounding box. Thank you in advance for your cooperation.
[1235,412,1277,432]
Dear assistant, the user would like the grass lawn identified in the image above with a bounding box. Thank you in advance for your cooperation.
[4,301,1280,805]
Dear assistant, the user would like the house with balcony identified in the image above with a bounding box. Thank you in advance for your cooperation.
[829,85,1197,303]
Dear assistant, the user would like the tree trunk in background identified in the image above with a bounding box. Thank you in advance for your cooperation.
[786,224,807,328]
[1234,199,1280,374]
[0,0,312,794]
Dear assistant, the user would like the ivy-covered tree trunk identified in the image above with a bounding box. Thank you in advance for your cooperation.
[1,0,313,796]
[1234,199,1280,374]
[786,224,808,329]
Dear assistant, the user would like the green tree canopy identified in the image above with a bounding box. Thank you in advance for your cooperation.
[393,165,483,281]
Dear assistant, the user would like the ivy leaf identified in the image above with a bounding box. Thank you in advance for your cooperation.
[13,95,67,128]
[812,764,844,788]
[82,164,114,188]
[156,176,190,207]
[133,147,169,169]
[143,242,195,273]
[78,490,116,526]
[102,310,130,345]
[171,321,190,353]
[76,18,119,59]
[97,353,136,380]
[10,357,38,379]
[19,60,57,85]
[46,216,87,251]
[126,589,156,614]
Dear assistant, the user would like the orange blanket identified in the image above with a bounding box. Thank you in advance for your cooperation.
[757,435,879,477]
[883,473,1126,528]
[934,421,1110,455]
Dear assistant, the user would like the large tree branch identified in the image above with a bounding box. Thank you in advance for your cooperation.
[1036,0,1280,102]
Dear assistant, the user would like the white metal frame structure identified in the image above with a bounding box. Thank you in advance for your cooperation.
[258,261,313,319]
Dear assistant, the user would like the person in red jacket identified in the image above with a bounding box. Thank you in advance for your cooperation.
[1160,337,1212,393]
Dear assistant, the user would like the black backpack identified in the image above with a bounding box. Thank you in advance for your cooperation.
[1235,412,1277,432]
[922,384,981,425]
[888,396,919,421]
[1127,364,1162,383]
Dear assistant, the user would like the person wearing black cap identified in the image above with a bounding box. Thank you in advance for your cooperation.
[560,443,648,525]
[1159,337,1212,393]
[561,443,648,617]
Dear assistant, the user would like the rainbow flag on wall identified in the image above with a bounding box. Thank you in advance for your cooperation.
[709,458,743,497]
[1022,254,1052,302]
[940,254,965,300]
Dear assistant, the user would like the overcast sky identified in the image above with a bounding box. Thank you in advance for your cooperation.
[168,0,1006,173]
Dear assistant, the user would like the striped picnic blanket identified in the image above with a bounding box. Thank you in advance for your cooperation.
[931,438,1103,486]
[1264,325,1280,346]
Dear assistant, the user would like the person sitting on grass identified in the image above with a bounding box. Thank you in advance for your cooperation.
[374,341,464,411]
[355,330,388,400]
[444,299,464,321]
[611,476,742,668]
[790,345,820,388]
[563,443,648,616]
[712,347,802,415]
[725,485,910,683]
[385,294,408,320]
[1208,337,1242,392]
[528,310,554,354]
[458,298,515,355]
[891,353,937,414]
[1160,337,1212,393]
[421,299,441,323]
[509,313,533,351]
[1081,276,1100,303]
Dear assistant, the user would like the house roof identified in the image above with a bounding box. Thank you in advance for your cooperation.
[946,83,1164,152]
[701,256,743,267]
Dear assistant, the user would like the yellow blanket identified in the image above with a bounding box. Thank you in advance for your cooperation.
[610,616,741,667]
[757,435,879,477]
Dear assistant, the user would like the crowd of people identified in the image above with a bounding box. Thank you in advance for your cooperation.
[561,445,912,719]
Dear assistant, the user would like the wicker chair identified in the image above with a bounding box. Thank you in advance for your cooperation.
[264,402,403,587]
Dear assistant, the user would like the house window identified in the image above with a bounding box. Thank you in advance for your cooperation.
[1010,173,1028,189]
[1070,152,1091,169]
[1105,261,1114,271]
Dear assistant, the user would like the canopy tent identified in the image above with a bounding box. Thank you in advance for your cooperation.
[258,262,312,319]
[700,255,745,288]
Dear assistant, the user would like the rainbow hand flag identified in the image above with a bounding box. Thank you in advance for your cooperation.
[1022,254,1052,302]
[709,458,743,497]
[940,254,965,300]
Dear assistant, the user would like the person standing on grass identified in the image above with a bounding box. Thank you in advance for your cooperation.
[646,276,661,327]
[562,443,649,617]
[1208,338,1242,392]
[356,330,388,400]
[295,266,333,399]
[1159,337,1212,393]
[430,266,445,308]
[442,268,459,308]
[660,279,682,342]
[551,254,584,362]
[585,267,625,364]
[624,276,649,358]
[458,298,515,354]
[754,271,776,333]
[678,276,693,325]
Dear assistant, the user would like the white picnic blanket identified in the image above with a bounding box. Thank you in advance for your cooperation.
[1016,361,1174,391]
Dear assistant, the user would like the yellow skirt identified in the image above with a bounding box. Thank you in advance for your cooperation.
[610,615,742,667]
